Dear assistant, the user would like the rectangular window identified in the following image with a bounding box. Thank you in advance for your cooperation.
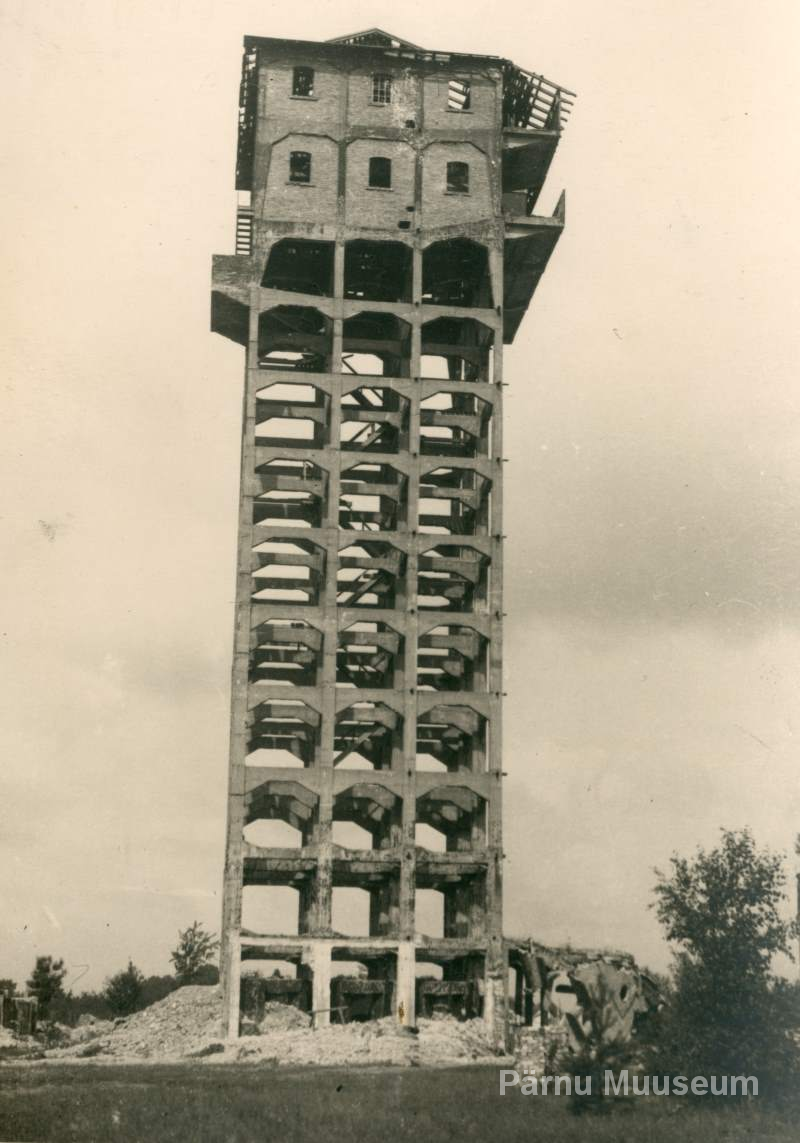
[446,161,469,194]
[292,67,314,97]
[448,78,471,111]
[368,156,392,189]
[371,74,392,105]
[289,151,311,184]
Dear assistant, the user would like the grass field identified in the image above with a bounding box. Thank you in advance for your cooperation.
[0,1063,798,1143]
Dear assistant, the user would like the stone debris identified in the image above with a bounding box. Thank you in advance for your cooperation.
[39,985,505,1066]
[44,986,223,1060]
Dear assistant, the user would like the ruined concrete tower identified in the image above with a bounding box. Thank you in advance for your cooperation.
[211,28,572,1038]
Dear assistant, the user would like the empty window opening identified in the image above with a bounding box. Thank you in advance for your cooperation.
[415,890,445,938]
[338,620,400,683]
[418,543,489,612]
[258,306,332,374]
[415,752,449,772]
[262,239,334,296]
[372,74,392,104]
[247,699,322,768]
[245,747,306,769]
[244,819,304,849]
[332,821,374,850]
[368,156,392,188]
[292,67,315,97]
[448,78,472,111]
[418,786,486,850]
[242,886,300,937]
[415,960,444,980]
[418,624,486,689]
[335,702,401,770]
[340,385,408,454]
[421,317,494,383]
[252,562,311,604]
[332,887,372,936]
[256,417,316,446]
[335,750,375,771]
[344,241,413,304]
[340,464,405,534]
[243,960,297,980]
[330,961,392,1023]
[343,313,412,380]
[417,706,486,773]
[250,619,322,687]
[289,151,311,183]
[446,162,470,194]
[251,539,324,606]
[331,960,368,979]
[420,356,451,379]
[415,823,447,853]
[258,382,319,404]
[254,490,320,530]
[336,542,402,609]
[342,354,386,377]
[422,239,493,309]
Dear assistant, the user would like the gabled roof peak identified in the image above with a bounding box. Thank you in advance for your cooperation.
[326,28,424,51]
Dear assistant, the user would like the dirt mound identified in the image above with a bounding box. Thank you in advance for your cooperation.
[43,986,503,1066]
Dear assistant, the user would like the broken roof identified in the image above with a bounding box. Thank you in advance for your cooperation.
[326,28,424,51]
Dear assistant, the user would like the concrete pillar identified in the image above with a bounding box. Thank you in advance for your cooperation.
[396,940,416,1025]
[224,935,241,1039]
[311,942,332,1028]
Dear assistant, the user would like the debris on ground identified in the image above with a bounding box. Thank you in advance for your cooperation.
[35,985,505,1066]
[42,986,223,1061]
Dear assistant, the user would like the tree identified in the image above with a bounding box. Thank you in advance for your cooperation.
[26,956,67,1019]
[170,921,220,985]
[652,828,799,1098]
[104,961,145,1017]
[0,978,17,997]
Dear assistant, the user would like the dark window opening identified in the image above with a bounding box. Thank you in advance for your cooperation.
[368,157,392,189]
[372,74,392,105]
[292,67,315,97]
[289,151,311,184]
[446,162,469,194]
[448,79,471,111]
[261,239,335,296]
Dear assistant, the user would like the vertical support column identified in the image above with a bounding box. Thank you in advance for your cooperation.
[221,290,261,1035]
[399,243,423,953]
[310,942,332,1029]
[224,933,242,1039]
[315,242,346,939]
[396,939,416,1025]
[486,245,506,1043]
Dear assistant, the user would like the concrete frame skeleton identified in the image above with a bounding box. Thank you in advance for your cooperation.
[211,28,571,1042]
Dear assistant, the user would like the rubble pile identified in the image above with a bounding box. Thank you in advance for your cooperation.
[45,986,223,1060]
[234,1015,497,1067]
[251,1001,311,1034]
[42,985,503,1066]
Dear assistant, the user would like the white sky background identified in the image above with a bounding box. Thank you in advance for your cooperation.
[2,0,800,992]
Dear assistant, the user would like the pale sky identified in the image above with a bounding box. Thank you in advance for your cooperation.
[3,0,800,993]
